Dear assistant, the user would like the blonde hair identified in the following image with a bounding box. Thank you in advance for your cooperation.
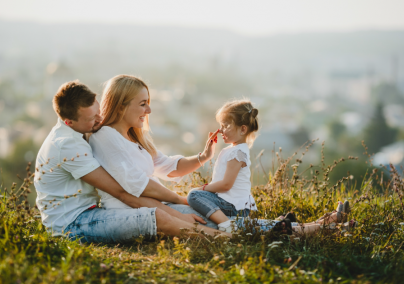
[216,99,259,147]
[100,74,157,157]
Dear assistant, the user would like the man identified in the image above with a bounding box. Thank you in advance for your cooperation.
[34,80,228,243]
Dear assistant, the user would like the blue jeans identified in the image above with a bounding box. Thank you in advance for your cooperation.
[187,190,250,219]
[64,207,157,243]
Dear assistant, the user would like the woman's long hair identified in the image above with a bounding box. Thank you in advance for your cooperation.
[100,74,157,157]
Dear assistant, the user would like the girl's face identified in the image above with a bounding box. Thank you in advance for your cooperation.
[219,119,247,145]
[122,87,151,129]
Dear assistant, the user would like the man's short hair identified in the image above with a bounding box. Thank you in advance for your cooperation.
[53,80,97,121]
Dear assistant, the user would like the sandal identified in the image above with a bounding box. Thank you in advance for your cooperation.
[315,201,344,223]
[285,212,297,223]
[342,200,350,223]
[278,212,298,223]
[273,218,293,235]
[342,219,357,231]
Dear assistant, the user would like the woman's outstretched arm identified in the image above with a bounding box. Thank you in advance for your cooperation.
[168,130,219,177]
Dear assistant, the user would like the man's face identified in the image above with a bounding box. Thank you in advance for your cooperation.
[67,100,102,134]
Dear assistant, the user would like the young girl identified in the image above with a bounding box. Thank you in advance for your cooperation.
[187,99,356,235]
[187,99,258,232]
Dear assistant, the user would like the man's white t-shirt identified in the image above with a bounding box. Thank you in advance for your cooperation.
[34,119,100,235]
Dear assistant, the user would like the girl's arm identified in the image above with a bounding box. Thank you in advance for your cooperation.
[168,130,220,177]
[203,159,246,193]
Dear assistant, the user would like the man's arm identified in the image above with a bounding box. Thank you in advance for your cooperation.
[81,167,205,224]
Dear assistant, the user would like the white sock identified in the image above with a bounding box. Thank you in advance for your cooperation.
[218,220,231,228]
[218,220,238,232]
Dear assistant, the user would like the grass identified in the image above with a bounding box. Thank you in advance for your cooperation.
[1,140,404,283]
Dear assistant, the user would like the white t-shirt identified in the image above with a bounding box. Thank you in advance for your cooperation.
[34,119,100,235]
[213,143,257,211]
[89,126,184,209]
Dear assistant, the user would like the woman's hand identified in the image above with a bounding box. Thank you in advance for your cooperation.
[201,129,220,162]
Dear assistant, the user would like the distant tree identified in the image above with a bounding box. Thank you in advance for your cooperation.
[329,120,346,140]
[362,103,398,154]
[370,82,404,105]
[290,127,310,147]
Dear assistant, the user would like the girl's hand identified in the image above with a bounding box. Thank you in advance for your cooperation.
[201,129,219,162]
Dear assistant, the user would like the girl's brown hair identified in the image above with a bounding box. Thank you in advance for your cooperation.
[216,99,259,147]
[100,74,157,157]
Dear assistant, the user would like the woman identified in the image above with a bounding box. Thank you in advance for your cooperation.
[89,74,219,226]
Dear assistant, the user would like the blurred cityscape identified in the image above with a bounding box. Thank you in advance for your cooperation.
[1,20,404,188]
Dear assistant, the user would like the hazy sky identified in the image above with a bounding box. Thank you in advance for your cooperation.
[1,0,404,36]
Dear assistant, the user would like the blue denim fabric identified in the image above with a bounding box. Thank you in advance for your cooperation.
[187,190,250,219]
[232,217,280,232]
[64,207,157,243]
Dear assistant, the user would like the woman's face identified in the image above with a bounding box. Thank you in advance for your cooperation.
[122,87,151,129]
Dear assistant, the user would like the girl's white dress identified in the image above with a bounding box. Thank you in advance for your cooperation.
[212,143,257,211]
[89,126,183,209]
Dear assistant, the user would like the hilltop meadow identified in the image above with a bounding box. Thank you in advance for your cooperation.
[1,140,404,284]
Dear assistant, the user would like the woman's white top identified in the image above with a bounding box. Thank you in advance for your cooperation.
[212,143,257,211]
[89,126,183,209]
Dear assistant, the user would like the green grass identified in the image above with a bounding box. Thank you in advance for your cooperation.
[1,141,404,283]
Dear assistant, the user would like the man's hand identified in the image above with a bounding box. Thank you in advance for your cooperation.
[180,213,207,224]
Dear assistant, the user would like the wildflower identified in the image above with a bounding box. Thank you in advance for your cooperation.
[344,233,352,237]
[399,222,404,226]
[100,263,107,269]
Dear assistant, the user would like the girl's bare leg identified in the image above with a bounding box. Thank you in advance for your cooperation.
[209,210,230,224]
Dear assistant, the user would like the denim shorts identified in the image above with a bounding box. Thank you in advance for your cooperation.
[64,207,157,243]
[187,190,250,218]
